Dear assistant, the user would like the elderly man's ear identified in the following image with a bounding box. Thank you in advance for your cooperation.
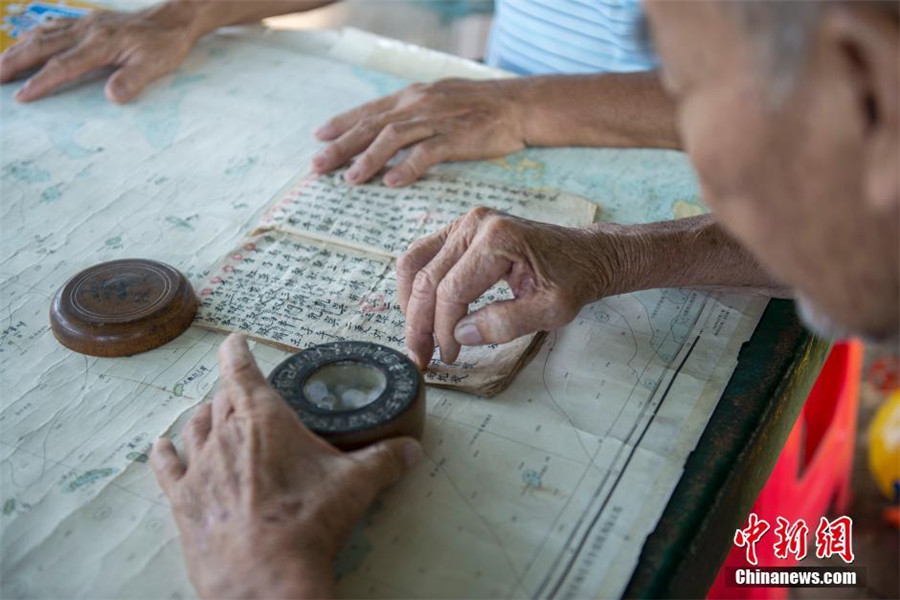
[822,3,899,212]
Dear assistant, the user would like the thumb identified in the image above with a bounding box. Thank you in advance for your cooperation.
[347,437,423,493]
[105,60,172,103]
[454,297,555,346]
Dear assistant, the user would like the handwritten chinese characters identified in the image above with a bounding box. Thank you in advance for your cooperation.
[195,170,597,395]
[259,171,595,257]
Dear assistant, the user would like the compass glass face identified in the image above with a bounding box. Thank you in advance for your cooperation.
[302,360,387,412]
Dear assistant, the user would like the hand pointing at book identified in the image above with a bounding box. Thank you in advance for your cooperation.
[397,209,787,370]
[396,207,624,369]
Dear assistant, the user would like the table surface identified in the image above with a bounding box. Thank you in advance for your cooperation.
[625,299,828,598]
[0,21,826,600]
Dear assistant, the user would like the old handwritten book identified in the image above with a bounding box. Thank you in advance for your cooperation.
[194,171,598,395]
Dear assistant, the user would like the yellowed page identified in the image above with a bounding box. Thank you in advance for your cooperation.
[259,170,598,256]
[195,172,597,395]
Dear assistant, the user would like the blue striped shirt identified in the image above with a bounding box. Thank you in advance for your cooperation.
[486,0,657,75]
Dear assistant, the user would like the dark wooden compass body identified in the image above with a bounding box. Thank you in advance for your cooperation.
[50,259,197,357]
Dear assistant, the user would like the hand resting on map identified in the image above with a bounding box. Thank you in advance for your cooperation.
[398,209,788,370]
[0,1,334,103]
[312,72,680,186]
[150,333,422,599]
[312,78,529,187]
[0,6,201,103]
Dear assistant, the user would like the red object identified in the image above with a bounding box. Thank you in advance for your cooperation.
[885,507,900,528]
[707,340,863,600]
[866,355,899,393]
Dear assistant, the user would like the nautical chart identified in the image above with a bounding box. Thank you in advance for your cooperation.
[0,21,766,600]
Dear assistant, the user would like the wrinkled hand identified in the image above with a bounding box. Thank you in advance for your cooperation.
[151,334,423,599]
[0,5,200,103]
[312,78,528,187]
[398,207,624,369]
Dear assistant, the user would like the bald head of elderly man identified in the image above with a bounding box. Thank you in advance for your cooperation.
[148,2,898,598]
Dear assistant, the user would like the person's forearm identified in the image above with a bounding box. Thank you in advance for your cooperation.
[148,0,336,40]
[513,71,681,150]
[192,542,335,600]
[597,214,790,297]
